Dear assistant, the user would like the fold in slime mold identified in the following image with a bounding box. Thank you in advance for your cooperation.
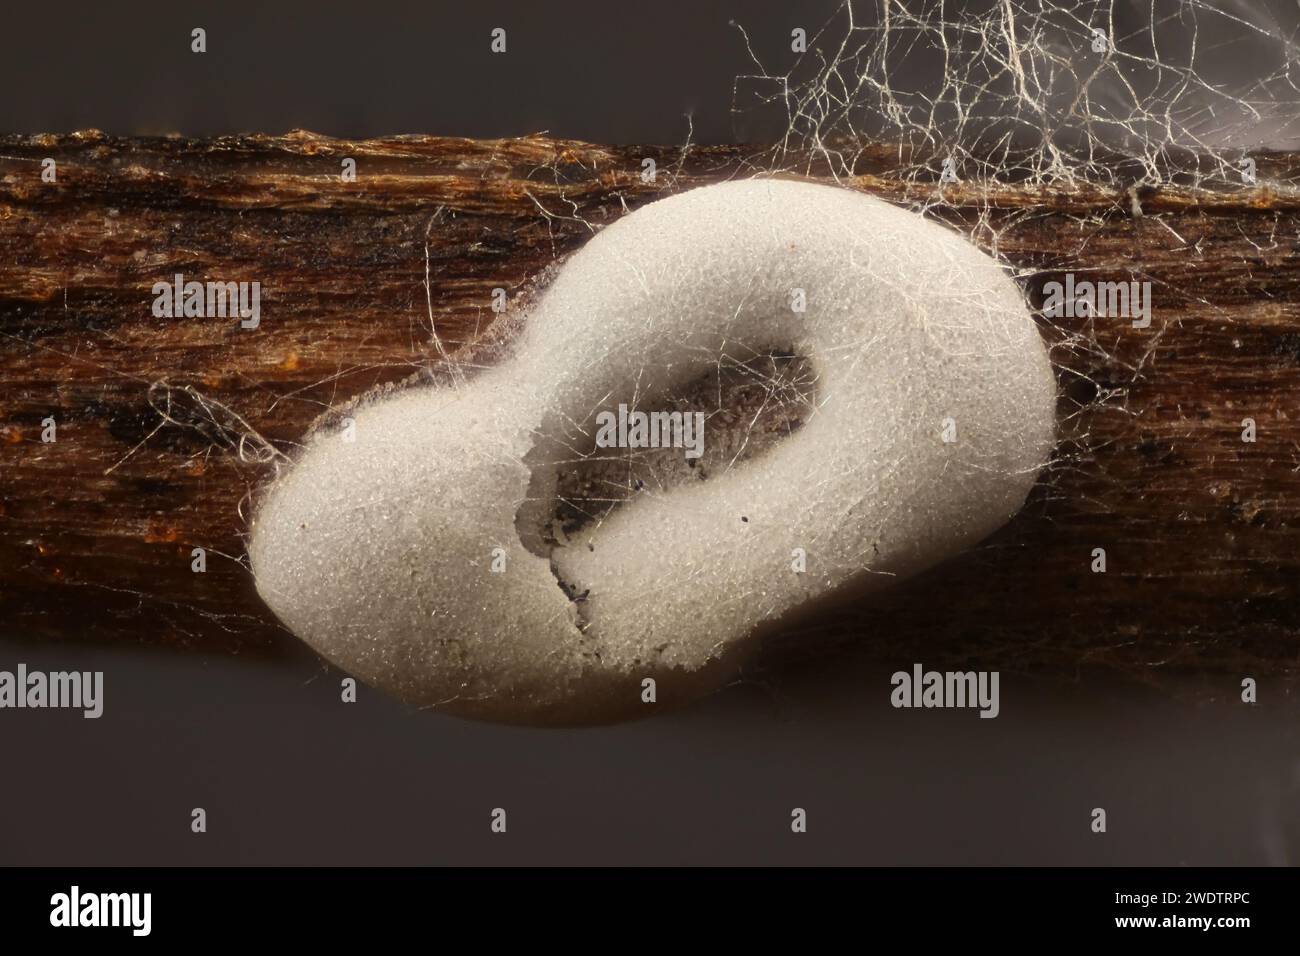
[249,179,1057,725]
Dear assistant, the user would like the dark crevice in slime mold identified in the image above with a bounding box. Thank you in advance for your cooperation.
[511,351,820,617]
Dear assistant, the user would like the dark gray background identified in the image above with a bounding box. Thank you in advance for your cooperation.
[2,0,1298,866]
[0,0,824,143]
[3,643,1296,865]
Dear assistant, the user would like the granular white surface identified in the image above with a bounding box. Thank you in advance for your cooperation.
[249,179,1057,723]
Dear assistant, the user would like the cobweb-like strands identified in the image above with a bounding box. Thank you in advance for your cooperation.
[733,0,1300,189]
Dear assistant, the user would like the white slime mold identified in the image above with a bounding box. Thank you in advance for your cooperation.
[249,179,1057,724]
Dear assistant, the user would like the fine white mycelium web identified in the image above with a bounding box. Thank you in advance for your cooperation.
[734,0,1300,186]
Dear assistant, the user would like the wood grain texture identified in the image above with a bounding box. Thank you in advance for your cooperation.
[1,130,1298,689]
